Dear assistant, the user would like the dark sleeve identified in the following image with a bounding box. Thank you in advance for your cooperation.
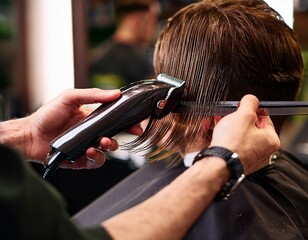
[0,144,112,240]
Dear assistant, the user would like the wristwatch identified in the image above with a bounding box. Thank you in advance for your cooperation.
[193,146,246,201]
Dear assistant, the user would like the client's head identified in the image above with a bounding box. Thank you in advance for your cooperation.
[128,0,304,159]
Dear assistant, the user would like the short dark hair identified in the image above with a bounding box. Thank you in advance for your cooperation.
[114,0,155,19]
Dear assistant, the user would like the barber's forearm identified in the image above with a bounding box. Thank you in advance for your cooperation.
[102,157,229,240]
[0,118,32,156]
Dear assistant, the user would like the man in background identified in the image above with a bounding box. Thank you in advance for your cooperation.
[89,0,160,89]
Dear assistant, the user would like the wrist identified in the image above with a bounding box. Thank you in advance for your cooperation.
[0,117,32,156]
[192,157,230,195]
[193,146,246,201]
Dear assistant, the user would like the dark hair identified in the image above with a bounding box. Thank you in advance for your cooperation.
[114,0,155,19]
[126,0,304,159]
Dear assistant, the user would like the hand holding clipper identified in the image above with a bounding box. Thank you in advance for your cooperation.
[43,74,185,179]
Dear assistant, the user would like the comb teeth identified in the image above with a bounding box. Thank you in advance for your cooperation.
[157,73,185,87]
[172,101,216,115]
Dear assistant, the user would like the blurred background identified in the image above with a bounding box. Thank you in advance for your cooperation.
[1,0,308,215]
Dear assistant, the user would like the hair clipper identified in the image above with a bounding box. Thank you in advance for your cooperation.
[43,74,185,179]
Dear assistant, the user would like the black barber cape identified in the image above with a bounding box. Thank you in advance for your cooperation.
[74,150,308,240]
[0,144,111,240]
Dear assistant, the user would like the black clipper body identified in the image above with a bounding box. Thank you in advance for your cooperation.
[43,74,185,179]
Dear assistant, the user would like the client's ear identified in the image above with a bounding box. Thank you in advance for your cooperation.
[201,116,225,130]
[213,116,223,125]
[200,118,214,132]
[201,116,224,131]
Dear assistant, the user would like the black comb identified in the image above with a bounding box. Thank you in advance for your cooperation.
[173,101,308,116]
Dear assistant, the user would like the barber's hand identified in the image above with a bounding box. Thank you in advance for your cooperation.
[27,88,143,169]
[211,94,280,175]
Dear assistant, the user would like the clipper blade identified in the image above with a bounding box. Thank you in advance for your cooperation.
[157,73,185,88]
